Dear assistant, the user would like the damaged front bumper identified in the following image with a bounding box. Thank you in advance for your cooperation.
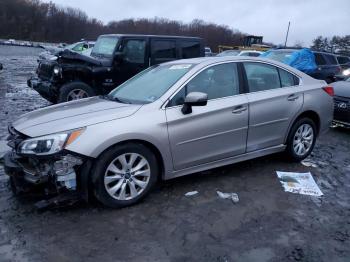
[27,76,58,103]
[3,150,91,200]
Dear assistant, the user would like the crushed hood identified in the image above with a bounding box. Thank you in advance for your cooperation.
[58,49,112,67]
[12,96,142,137]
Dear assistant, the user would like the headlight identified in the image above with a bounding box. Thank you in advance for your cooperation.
[18,128,84,155]
[343,69,350,76]
[53,66,61,75]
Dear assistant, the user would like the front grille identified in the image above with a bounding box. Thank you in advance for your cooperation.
[37,61,55,80]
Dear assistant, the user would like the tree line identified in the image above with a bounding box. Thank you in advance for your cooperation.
[0,0,246,51]
[311,35,350,54]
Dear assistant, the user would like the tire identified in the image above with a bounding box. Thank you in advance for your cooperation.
[57,82,95,103]
[285,118,317,161]
[92,143,159,208]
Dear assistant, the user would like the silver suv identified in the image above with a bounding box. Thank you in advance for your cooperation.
[4,57,334,207]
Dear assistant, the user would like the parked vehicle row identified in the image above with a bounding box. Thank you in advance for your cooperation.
[5,56,334,207]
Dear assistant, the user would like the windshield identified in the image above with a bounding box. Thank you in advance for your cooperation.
[264,50,294,63]
[217,50,240,57]
[108,64,193,104]
[91,36,119,57]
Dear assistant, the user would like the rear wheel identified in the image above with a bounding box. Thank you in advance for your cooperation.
[286,118,317,161]
[58,82,95,103]
[92,143,159,208]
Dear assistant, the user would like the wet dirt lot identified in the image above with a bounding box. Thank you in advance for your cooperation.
[0,46,349,262]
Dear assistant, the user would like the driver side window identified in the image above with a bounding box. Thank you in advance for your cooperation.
[122,39,146,63]
[168,63,239,107]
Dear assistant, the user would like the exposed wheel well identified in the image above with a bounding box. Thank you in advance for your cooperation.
[294,110,321,135]
[98,140,165,180]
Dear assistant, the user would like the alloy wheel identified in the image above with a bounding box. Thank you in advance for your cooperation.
[292,123,314,156]
[104,153,151,201]
[67,89,89,101]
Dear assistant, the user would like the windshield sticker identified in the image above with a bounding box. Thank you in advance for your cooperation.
[169,64,192,70]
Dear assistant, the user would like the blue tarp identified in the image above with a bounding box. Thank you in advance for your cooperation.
[261,48,317,74]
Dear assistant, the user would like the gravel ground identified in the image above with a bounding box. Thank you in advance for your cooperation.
[0,45,349,262]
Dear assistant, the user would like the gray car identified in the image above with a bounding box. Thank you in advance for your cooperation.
[4,57,334,207]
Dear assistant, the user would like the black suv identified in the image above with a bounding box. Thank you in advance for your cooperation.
[311,51,342,83]
[28,34,204,103]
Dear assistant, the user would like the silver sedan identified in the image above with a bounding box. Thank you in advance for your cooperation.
[4,57,334,207]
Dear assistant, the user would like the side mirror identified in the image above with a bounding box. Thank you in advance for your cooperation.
[181,92,208,115]
[114,52,124,63]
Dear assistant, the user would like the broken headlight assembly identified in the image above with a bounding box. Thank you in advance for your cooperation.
[18,128,84,156]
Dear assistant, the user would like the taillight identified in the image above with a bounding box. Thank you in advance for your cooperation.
[322,86,334,97]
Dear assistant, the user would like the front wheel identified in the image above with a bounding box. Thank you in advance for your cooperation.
[92,143,159,208]
[57,82,95,103]
[286,118,317,161]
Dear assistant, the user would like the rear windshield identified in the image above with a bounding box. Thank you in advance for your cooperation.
[217,50,240,57]
[263,50,294,63]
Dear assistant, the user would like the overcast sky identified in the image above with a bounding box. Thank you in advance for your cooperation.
[42,0,349,46]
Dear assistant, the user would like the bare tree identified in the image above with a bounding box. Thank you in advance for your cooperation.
[0,0,245,51]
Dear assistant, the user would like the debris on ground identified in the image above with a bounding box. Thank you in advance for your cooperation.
[34,192,83,212]
[185,191,199,197]
[301,160,318,168]
[216,191,239,203]
[276,171,323,197]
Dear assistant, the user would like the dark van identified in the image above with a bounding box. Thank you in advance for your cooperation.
[28,34,204,103]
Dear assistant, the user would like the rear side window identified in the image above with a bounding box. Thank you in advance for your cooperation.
[168,63,239,106]
[122,39,146,63]
[314,53,327,65]
[243,62,280,92]
[181,41,200,58]
[278,68,299,87]
[152,40,176,61]
[324,54,338,65]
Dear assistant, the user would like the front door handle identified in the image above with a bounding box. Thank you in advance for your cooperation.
[287,94,299,101]
[232,105,247,114]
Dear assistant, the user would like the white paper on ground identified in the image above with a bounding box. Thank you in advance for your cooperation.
[216,191,239,203]
[185,191,199,196]
[276,171,323,197]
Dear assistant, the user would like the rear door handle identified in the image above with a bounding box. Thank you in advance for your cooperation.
[287,94,299,101]
[232,105,247,114]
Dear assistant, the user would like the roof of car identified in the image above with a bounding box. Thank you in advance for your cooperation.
[99,34,202,40]
[164,56,277,65]
[163,56,314,81]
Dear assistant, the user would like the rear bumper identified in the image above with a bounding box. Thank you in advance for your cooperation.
[333,100,350,127]
[27,77,57,102]
[332,119,350,128]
